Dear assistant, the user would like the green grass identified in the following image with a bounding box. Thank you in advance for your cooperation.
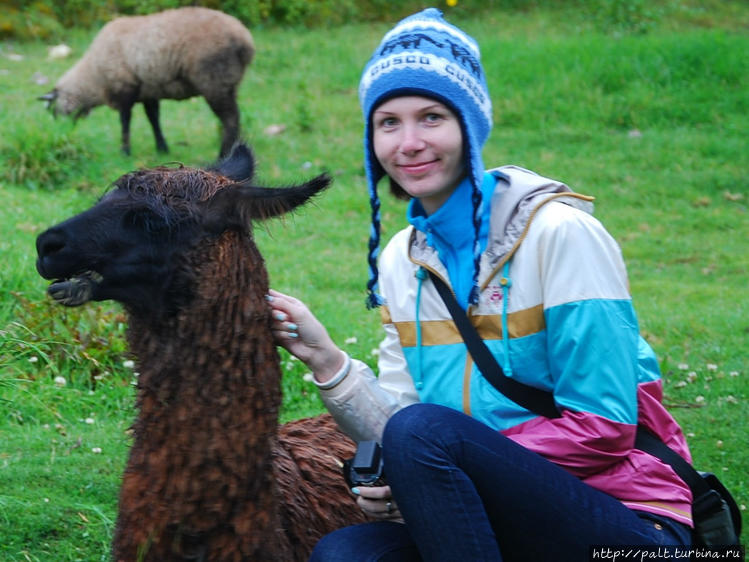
[1,4,748,559]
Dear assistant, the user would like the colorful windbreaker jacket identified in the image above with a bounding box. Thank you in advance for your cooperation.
[317,166,693,526]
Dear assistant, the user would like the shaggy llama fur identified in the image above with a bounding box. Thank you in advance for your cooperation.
[36,145,368,561]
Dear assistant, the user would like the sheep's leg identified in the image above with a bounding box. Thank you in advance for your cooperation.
[143,99,169,153]
[118,105,133,156]
[204,94,240,158]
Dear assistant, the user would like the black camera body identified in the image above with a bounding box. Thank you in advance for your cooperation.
[343,440,386,488]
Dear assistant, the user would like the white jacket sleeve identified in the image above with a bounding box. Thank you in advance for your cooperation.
[315,321,420,442]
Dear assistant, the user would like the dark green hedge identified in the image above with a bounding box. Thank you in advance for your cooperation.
[1,0,492,39]
[0,0,725,40]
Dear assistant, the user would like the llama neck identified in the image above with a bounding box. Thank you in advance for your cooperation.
[120,234,286,553]
[128,234,280,415]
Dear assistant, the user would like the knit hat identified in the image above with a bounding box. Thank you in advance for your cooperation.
[359,8,492,309]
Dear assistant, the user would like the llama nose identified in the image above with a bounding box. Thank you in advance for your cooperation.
[36,228,67,259]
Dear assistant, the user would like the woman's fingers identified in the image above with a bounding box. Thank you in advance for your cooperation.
[353,486,402,520]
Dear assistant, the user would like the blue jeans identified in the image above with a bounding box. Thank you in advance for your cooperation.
[310,403,691,561]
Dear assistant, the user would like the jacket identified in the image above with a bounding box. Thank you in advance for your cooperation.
[317,165,693,526]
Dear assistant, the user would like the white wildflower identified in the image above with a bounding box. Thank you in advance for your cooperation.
[729,371,739,377]
[674,381,687,388]
[43,498,50,503]
[84,418,95,425]
[706,363,718,371]
[48,44,72,59]
[687,432,696,438]
[344,336,358,345]
[724,395,738,405]
[686,372,697,383]
[91,447,102,454]
[264,124,286,136]
[53,376,67,386]
[122,360,135,369]
[370,348,381,357]
[677,363,689,371]
[716,440,723,448]
[302,372,315,383]
[695,396,705,403]
[28,356,39,363]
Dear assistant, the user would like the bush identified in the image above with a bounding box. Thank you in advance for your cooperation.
[0,0,553,38]
[2,0,746,40]
[0,120,93,190]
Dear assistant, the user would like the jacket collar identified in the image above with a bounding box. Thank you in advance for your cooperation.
[408,166,594,287]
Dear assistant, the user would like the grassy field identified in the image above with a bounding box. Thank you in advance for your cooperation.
[1,4,747,559]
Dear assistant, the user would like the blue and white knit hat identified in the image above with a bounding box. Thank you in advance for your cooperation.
[359,8,492,309]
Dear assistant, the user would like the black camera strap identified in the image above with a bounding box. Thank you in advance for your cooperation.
[428,269,741,539]
[429,270,560,419]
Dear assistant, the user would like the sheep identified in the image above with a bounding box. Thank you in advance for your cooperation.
[39,7,254,158]
[35,143,369,561]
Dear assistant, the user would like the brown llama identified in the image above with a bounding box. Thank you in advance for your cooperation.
[35,144,368,561]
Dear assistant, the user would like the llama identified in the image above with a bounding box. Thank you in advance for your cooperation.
[39,7,254,157]
[35,144,368,561]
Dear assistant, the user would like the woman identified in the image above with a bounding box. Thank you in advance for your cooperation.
[268,8,693,561]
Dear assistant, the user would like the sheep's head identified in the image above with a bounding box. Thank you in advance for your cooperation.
[36,144,331,315]
[38,88,92,119]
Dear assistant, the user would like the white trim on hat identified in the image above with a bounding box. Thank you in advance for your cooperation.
[359,52,492,124]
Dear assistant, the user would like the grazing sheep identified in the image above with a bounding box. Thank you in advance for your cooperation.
[35,144,368,561]
[39,7,254,157]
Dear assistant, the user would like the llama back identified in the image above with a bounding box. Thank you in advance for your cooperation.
[275,414,370,560]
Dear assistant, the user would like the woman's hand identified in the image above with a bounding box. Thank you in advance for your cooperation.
[266,289,346,383]
[353,485,403,521]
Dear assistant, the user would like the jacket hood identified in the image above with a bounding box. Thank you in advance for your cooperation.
[481,166,594,283]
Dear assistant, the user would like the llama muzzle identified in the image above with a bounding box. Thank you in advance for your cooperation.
[47,271,102,306]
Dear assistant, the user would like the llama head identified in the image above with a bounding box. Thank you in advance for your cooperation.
[36,144,331,316]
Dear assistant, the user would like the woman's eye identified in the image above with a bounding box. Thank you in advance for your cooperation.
[380,117,398,128]
[424,112,444,123]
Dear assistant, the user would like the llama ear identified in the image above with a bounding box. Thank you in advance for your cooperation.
[201,174,332,234]
[209,143,256,182]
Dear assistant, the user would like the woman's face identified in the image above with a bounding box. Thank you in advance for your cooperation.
[372,96,464,215]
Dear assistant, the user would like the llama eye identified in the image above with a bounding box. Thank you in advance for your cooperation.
[122,208,169,234]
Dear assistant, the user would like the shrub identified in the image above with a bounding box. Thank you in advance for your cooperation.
[0,120,92,190]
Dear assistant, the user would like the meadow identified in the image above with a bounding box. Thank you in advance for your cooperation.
[1,3,747,559]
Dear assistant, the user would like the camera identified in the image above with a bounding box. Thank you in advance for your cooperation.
[343,440,386,488]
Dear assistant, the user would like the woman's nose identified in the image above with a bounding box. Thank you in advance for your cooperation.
[398,124,426,154]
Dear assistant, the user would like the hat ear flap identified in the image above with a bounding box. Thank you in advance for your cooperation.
[365,172,384,309]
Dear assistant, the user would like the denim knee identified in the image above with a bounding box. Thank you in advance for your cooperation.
[383,403,455,450]
[309,526,357,562]
[310,522,419,562]
[382,403,458,473]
